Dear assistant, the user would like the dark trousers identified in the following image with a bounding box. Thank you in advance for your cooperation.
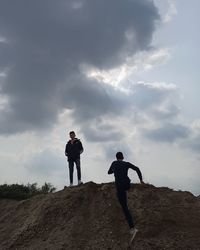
[116,187,134,229]
[68,159,81,184]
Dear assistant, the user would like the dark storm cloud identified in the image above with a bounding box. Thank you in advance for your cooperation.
[60,73,133,120]
[0,0,160,136]
[59,74,130,142]
[144,123,190,143]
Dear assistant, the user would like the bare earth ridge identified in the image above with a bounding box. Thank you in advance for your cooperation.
[0,182,200,250]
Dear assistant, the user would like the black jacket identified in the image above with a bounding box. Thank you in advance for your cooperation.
[108,160,143,189]
[65,138,83,161]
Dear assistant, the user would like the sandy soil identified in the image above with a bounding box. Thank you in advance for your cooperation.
[0,182,200,250]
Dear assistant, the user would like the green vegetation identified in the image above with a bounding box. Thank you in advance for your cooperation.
[0,182,56,200]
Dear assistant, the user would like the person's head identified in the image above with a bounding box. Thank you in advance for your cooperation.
[116,152,124,160]
[69,131,76,139]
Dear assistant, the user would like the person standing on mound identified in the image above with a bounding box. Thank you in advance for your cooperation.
[65,131,84,187]
[108,152,144,241]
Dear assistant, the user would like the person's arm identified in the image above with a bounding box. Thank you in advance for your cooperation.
[78,140,84,154]
[128,163,144,183]
[108,162,114,175]
[65,144,68,157]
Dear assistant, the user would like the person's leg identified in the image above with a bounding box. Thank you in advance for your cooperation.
[75,158,82,184]
[68,160,74,185]
[117,188,134,229]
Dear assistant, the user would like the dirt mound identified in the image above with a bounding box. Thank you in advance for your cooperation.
[0,182,200,250]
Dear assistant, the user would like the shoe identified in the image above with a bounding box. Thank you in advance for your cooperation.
[130,227,138,243]
[78,180,83,185]
[69,183,73,187]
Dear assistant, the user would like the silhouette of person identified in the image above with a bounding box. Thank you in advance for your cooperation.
[65,131,84,187]
[108,152,144,239]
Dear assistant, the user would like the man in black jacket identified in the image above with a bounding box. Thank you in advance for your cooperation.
[65,131,84,187]
[108,152,144,241]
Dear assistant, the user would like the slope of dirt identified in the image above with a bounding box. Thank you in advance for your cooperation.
[0,182,200,250]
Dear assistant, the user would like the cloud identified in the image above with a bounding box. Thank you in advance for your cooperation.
[25,149,64,176]
[163,0,177,23]
[182,121,200,154]
[127,81,177,111]
[141,117,200,154]
[143,122,190,143]
[154,0,177,23]
[73,80,181,143]
[62,79,181,143]
[84,48,171,87]
[187,135,200,153]
[0,0,160,135]
[150,103,180,121]
[82,120,123,143]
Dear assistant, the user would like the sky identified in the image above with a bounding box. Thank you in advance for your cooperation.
[0,0,199,195]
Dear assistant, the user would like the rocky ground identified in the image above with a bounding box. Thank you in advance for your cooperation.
[0,182,200,250]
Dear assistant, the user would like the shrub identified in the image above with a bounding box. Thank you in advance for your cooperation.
[0,182,56,200]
